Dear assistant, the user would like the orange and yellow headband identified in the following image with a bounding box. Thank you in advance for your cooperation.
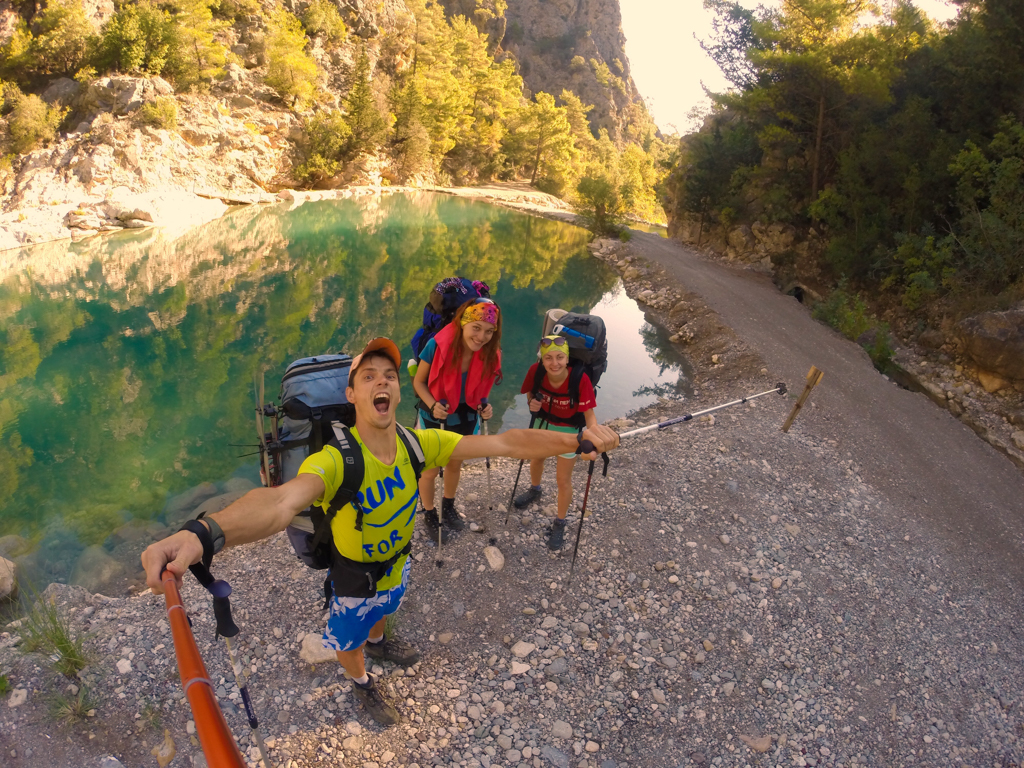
[461,299,499,327]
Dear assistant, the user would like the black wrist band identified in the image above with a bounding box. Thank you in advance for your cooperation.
[180,519,214,568]
[197,512,225,554]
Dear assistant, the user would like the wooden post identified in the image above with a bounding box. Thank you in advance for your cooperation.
[781,366,824,433]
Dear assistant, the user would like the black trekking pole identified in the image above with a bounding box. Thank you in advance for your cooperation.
[479,398,497,546]
[505,414,537,526]
[568,444,608,585]
[189,565,272,768]
[617,384,788,439]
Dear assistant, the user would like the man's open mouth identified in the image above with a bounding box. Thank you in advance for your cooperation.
[373,392,391,414]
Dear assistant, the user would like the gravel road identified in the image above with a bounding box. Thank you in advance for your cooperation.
[2,234,1022,768]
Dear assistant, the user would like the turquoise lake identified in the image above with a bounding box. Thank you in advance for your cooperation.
[0,192,690,594]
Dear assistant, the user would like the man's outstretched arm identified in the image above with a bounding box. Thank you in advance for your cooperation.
[450,424,619,463]
[141,473,325,594]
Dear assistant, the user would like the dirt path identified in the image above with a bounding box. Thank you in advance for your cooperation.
[629,231,1024,593]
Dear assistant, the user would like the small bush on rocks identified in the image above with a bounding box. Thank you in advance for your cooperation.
[302,0,347,48]
[138,96,178,130]
[7,93,67,154]
[295,109,351,185]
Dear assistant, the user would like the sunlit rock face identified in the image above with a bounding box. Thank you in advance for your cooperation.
[442,0,645,142]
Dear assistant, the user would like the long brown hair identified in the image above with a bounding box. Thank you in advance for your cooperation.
[447,299,503,383]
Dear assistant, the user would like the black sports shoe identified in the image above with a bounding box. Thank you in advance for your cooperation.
[365,635,420,666]
[421,508,449,545]
[351,675,400,726]
[546,518,566,551]
[514,486,542,508]
[441,497,466,532]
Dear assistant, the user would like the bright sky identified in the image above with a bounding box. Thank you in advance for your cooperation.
[618,0,960,135]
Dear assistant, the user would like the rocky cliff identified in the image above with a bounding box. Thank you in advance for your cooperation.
[450,0,647,141]
[0,0,648,249]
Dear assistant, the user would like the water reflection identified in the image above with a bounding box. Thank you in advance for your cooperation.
[0,192,688,594]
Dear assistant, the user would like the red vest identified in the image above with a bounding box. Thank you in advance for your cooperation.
[427,323,501,409]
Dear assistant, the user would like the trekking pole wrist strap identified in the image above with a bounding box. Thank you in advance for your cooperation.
[179,519,215,569]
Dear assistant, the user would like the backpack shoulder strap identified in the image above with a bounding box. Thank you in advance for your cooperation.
[531,363,545,398]
[310,423,367,551]
[568,362,585,407]
[396,424,425,483]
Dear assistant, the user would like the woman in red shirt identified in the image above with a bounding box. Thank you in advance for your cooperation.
[513,335,597,550]
[412,298,502,542]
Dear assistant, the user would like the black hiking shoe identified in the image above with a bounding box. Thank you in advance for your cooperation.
[546,518,567,551]
[351,675,400,726]
[422,508,449,545]
[365,635,421,666]
[441,497,466,533]
[514,486,542,508]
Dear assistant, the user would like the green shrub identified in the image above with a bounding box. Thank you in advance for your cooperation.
[0,671,10,695]
[97,1,174,75]
[574,174,626,235]
[138,96,178,129]
[30,0,96,77]
[294,108,351,184]
[7,94,67,154]
[0,20,34,83]
[302,0,347,47]
[21,594,89,678]
[812,283,894,371]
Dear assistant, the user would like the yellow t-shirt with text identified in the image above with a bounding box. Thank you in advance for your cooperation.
[298,427,460,591]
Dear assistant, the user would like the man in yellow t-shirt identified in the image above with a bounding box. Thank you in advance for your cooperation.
[143,337,620,726]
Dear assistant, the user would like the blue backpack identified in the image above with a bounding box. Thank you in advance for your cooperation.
[410,277,491,362]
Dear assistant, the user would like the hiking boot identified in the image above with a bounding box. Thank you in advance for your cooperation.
[351,675,400,726]
[365,635,421,666]
[421,508,449,545]
[441,497,466,533]
[514,486,542,508]
[546,518,567,551]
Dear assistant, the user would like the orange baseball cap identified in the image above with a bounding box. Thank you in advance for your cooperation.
[350,337,402,376]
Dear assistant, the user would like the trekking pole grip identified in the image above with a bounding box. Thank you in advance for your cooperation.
[209,580,240,639]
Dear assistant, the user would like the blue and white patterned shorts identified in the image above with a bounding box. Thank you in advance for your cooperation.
[322,558,411,652]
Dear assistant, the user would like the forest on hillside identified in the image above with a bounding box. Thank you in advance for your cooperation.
[669,0,1023,321]
[0,0,671,224]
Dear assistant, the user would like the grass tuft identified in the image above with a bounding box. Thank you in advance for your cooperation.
[48,684,97,725]
[21,595,90,678]
[384,610,399,638]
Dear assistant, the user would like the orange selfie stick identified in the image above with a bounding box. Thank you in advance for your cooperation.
[162,570,246,768]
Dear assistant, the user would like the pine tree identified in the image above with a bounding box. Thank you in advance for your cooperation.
[264,8,318,109]
[167,0,228,87]
[344,46,386,156]
[504,92,577,192]
[391,78,432,179]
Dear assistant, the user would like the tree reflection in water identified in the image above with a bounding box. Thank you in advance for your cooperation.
[0,193,624,588]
